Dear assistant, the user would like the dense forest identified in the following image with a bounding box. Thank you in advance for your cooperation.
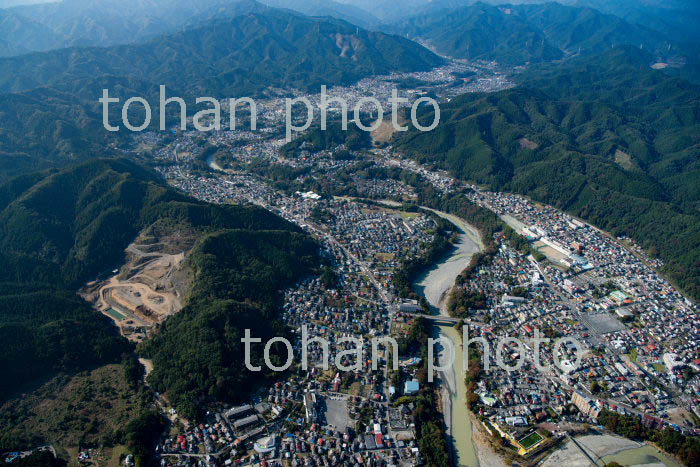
[0,361,155,452]
[0,287,131,401]
[397,46,700,301]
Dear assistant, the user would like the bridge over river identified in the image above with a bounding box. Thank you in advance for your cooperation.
[402,312,463,325]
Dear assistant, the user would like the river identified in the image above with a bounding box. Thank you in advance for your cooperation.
[415,209,484,467]
[206,180,486,464]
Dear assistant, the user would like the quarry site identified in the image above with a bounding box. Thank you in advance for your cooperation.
[82,223,196,342]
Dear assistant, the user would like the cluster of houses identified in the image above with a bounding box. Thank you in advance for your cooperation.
[135,86,700,465]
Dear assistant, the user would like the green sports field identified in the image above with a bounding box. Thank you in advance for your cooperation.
[518,431,544,449]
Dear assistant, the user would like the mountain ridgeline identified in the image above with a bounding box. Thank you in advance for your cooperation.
[0,7,441,97]
[0,4,441,182]
[389,2,563,65]
[0,159,320,412]
[397,47,700,301]
[389,2,693,71]
[0,0,383,57]
[340,0,700,45]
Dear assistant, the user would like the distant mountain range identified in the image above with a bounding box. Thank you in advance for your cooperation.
[396,46,700,301]
[6,0,692,53]
[0,0,47,7]
[0,5,441,181]
[2,0,696,71]
[569,0,700,44]
[388,2,689,67]
[260,0,380,28]
[389,3,564,65]
[0,0,383,57]
[337,0,700,43]
[0,6,441,96]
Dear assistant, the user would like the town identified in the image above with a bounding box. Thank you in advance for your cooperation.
[97,63,700,466]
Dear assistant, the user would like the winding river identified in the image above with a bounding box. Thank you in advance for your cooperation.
[415,209,484,467]
[202,161,486,464]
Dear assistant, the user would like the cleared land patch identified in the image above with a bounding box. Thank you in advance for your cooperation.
[614,149,637,171]
[83,222,197,342]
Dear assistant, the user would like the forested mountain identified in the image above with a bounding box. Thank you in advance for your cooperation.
[518,47,700,212]
[0,73,176,183]
[0,7,441,96]
[511,3,666,55]
[0,158,319,410]
[0,9,62,56]
[257,0,380,29]
[390,3,563,65]
[0,0,380,57]
[570,0,700,44]
[0,0,279,57]
[341,0,700,43]
[397,47,700,300]
[0,85,125,181]
[337,0,439,22]
[0,5,439,182]
[389,2,690,69]
[140,229,319,419]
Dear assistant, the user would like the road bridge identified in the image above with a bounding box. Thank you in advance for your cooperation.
[401,313,462,325]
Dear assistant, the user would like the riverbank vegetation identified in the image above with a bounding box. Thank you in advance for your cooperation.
[393,212,455,310]
[398,317,452,466]
[409,190,534,318]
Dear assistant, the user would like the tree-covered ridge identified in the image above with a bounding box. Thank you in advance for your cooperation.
[0,87,120,181]
[390,2,563,65]
[0,0,382,57]
[396,47,700,301]
[0,286,131,401]
[0,158,319,408]
[0,72,183,184]
[0,8,442,97]
[506,2,673,56]
[0,362,151,452]
[570,0,700,44]
[0,0,272,56]
[140,229,320,419]
[390,2,694,72]
[0,158,298,287]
